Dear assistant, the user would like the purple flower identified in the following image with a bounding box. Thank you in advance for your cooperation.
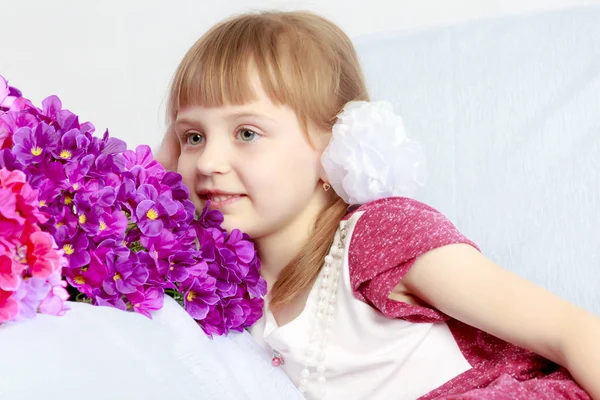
[88,129,126,157]
[196,227,218,263]
[123,145,165,178]
[0,79,267,334]
[245,297,265,327]
[2,107,38,131]
[53,209,79,238]
[215,279,238,298]
[0,149,23,173]
[136,200,164,236]
[135,184,178,237]
[183,276,219,320]
[127,165,149,188]
[73,202,102,236]
[66,240,120,295]
[95,294,127,311]
[115,174,138,216]
[227,229,258,264]
[35,161,66,204]
[12,123,59,164]
[214,252,246,285]
[63,153,93,189]
[137,251,168,288]
[40,95,62,122]
[52,128,89,161]
[126,287,164,318]
[161,171,189,201]
[55,109,80,131]
[196,202,224,229]
[140,229,178,258]
[82,183,117,208]
[55,230,91,269]
[0,109,35,152]
[102,254,148,295]
[200,305,226,337]
[165,253,206,283]
[245,256,267,299]
[165,255,191,283]
[223,297,251,332]
[101,133,127,155]
[93,153,126,176]
[97,209,128,240]
[65,262,105,298]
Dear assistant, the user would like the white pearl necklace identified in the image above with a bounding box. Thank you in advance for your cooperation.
[297,222,347,398]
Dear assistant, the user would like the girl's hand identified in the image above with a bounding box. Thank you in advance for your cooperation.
[155,126,180,172]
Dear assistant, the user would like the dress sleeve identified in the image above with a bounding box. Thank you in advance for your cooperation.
[347,197,480,323]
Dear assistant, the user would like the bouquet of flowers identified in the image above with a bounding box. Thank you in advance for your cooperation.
[0,167,69,323]
[0,75,266,336]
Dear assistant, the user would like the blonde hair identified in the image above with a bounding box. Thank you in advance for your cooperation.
[159,10,369,308]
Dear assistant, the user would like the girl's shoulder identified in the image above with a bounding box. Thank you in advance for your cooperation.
[343,196,479,322]
[344,196,447,220]
[343,196,476,252]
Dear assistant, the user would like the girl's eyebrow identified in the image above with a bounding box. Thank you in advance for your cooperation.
[173,110,277,132]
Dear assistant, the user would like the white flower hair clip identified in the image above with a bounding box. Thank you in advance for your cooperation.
[321,101,427,205]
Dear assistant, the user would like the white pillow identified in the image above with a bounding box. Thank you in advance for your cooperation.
[0,297,303,400]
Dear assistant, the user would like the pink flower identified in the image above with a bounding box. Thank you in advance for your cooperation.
[0,118,12,150]
[0,169,46,253]
[0,252,26,291]
[0,165,69,324]
[38,271,70,316]
[0,289,18,323]
[0,75,31,112]
[0,76,14,109]
[13,276,51,320]
[0,189,24,252]
[28,231,62,278]
[39,285,69,316]
[0,169,47,227]
[0,187,24,225]
[0,166,26,186]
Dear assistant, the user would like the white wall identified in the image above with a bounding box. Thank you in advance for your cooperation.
[0,0,598,148]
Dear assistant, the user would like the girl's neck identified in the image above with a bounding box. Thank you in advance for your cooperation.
[254,201,325,290]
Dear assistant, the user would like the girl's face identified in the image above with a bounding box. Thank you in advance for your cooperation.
[175,73,330,241]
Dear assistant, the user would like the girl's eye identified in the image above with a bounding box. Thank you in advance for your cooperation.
[238,129,258,142]
[185,132,204,146]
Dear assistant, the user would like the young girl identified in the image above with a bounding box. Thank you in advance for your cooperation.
[156,10,600,400]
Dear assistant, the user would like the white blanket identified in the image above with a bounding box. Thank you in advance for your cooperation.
[0,298,304,400]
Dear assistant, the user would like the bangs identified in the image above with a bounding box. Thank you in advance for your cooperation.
[167,13,340,129]
[170,32,262,111]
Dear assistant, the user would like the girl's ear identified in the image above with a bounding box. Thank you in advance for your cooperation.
[154,126,180,172]
[312,131,333,184]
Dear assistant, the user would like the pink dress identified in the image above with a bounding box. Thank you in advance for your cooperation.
[346,197,589,399]
[249,197,590,399]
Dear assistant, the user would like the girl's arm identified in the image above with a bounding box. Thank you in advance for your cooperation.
[401,243,600,399]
